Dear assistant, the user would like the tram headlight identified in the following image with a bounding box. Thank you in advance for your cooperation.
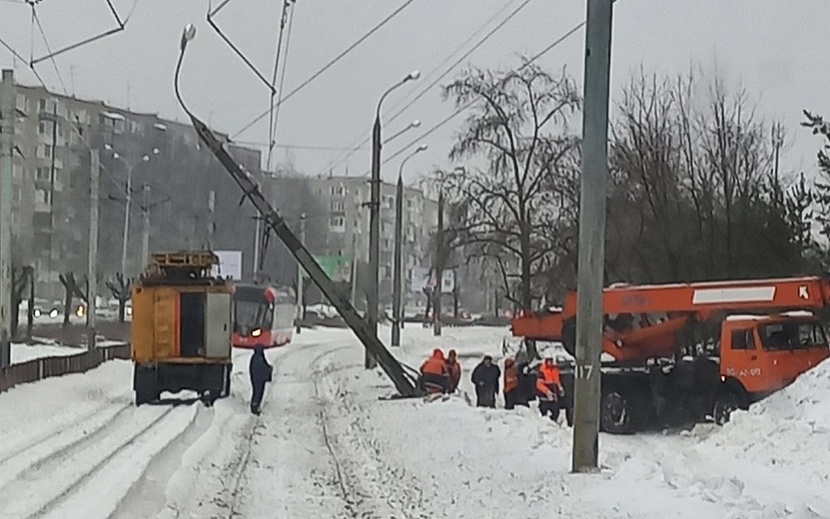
[49,308,59,318]
[251,328,262,338]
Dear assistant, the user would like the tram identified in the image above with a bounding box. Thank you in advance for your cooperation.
[232,283,296,349]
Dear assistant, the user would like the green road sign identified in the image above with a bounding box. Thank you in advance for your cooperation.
[305,255,351,282]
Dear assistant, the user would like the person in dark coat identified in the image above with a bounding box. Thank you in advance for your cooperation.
[471,355,501,408]
[249,344,273,415]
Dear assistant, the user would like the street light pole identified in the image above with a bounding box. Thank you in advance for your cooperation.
[87,150,100,349]
[0,70,14,368]
[367,70,420,369]
[572,0,614,474]
[392,144,427,347]
[141,183,150,265]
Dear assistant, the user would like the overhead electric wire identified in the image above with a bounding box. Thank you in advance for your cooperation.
[231,0,419,140]
[268,3,295,170]
[381,14,594,168]
[266,0,292,171]
[319,0,533,176]
[31,7,68,94]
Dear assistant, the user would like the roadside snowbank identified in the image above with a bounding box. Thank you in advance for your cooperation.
[11,341,83,364]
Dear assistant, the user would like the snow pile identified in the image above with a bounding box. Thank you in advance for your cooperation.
[11,341,83,364]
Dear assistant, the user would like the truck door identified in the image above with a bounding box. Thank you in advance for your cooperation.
[721,326,765,394]
[755,320,827,393]
[205,292,232,358]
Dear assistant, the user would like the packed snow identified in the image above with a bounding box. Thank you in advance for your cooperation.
[0,325,826,518]
[10,338,127,364]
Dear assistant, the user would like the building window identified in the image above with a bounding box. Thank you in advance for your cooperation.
[36,167,51,181]
[12,164,22,180]
[38,121,51,135]
[37,144,53,159]
[12,188,21,202]
[331,200,345,212]
[35,188,51,205]
[330,184,345,196]
[330,216,346,228]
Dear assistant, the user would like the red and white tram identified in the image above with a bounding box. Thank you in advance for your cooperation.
[232,284,295,349]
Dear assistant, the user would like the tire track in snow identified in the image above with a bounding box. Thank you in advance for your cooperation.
[0,401,133,488]
[0,399,132,467]
[310,351,429,519]
[105,404,214,519]
[0,403,198,519]
[219,341,352,518]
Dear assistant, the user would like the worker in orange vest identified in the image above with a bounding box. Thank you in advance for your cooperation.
[503,357,520,409]
[420,348,449,394]
[446,349,461,393]
[536,357,565,421]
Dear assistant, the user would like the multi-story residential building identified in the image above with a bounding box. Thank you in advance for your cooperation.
[304,175,439,304]
[4,78,262,300]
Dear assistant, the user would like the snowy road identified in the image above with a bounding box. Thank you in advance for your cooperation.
[1,326,828,518]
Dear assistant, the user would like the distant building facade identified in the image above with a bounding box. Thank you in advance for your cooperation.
[4,79,262,300]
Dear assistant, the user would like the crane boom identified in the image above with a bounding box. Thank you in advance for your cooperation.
[189,115,421,398]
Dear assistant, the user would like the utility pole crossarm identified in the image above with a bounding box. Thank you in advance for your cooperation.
[189,116,421,398]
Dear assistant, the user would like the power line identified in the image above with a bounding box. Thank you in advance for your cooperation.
[31,7,68,94]
[231,0,419,140]
[318,0,531,176]
[381,15,592,168]
[267,0,297,171]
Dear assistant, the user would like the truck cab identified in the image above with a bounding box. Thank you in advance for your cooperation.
[716,313,829,420]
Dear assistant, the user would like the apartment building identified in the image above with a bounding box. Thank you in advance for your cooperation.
[305,175,439,302]
[4,78,261,300]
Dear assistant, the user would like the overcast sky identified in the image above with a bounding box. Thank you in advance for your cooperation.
[1,0,827,184]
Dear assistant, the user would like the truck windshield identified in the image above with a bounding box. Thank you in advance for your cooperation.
[758,322,828,351]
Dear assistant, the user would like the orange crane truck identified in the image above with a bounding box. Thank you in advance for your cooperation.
[511,277,830,433]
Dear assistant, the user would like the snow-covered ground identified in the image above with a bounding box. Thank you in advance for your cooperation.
[10,339,127,364]
[0,325,827,518]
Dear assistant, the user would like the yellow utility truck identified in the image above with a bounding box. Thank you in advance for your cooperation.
[131,251,233,405]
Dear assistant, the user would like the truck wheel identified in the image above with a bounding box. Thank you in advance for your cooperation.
[713,392,740,425]
[601,390,635,434]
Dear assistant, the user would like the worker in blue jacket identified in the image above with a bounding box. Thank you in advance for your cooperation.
[249,344,273,415]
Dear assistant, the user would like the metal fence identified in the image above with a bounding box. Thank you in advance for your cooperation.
[0,344,131,393]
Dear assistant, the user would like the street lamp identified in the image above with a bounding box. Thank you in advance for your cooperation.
[383,120,421,145]
[367,70,419,367]
[106,146,160,277]
[391,143,427,347]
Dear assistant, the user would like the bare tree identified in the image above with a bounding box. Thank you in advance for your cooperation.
[106,273,132,323]
[59,272,87,328]
[440,61,581,311]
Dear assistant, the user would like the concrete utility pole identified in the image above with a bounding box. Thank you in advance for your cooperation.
[368,71,420,369]
[87,149,100,349]
[367,113,382,368]
[572,0,614,473]
[296,212,305,334]
[433,190,444,337]
[350,233,358,307]
[141,183,150,265]
[0,70,14,368]
[120,164,133,277]
[392,144,427,347]
[253,211,262,280]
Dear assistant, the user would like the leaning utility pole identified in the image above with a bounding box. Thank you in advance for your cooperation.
[141,183,150,265]
[87,149,100,349]
[207,190,215,249]
[0,70,14,368]
[572,0,614,473]
[296,212,305,334]
[433,191,444,337]
[366,115,381,369]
